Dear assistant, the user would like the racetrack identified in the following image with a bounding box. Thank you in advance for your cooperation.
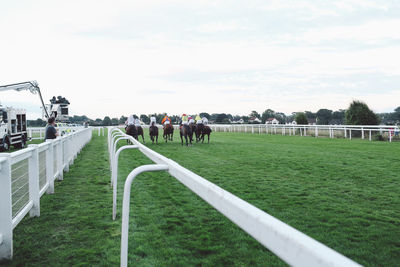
[6,130,400,266]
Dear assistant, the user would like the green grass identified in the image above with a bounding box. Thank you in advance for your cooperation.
[1,131,399,266]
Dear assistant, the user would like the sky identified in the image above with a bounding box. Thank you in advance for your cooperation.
[0,0,399,119]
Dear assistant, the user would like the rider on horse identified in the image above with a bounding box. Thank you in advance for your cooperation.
[127,115,135,126]
[195,114,203,125]
[134,116,141,127]
[161,115,171,127]
[150,116,156,126]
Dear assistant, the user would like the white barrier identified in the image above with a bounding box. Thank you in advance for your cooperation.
[210,124,399,142]
[108,127,361,267]
[0,128,92,260]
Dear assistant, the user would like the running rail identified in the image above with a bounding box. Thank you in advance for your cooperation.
[108,127,361,267]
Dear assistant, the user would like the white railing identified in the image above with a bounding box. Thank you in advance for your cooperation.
[0,128,92,260]
[208,124,399,142]
[108,127,361,267]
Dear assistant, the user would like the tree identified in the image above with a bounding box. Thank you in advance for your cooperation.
[304,111,316,119]
[316,109,332,125]
[140,114,149,124]
[216,113,229,123]
[275,112,286,124]
[249,110,261,119]
[394,106,400,123]
[261,109,275,124]
[103,116,111,126]
[200,112,210,119]
[111,118,119,125]
[295,112,308,125]
[332,110,345,125]
[119,116,127,125]
[345,100,379,125]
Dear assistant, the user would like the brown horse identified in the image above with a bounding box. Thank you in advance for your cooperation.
[136,125,145,143]
[180,124,192,146]
[200,125,212,143]
[149,123,159,144]
[195,123,204,142]
[189,123,196,144]
[163,124,174,142]
[126,125,138,140]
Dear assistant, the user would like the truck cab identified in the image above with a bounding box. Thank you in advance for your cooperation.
[0,106,27,151]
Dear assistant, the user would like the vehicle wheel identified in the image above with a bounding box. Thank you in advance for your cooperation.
[2,137,10,151]
[20,135,27,149]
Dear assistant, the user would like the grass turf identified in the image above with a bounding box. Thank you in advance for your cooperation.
[1,130,399,266]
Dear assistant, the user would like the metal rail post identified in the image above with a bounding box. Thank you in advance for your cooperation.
[112,145,138,220]
[0,155,12,260]
[120,164,169,267]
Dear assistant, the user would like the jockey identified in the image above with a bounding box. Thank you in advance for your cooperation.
[181,114,189,125]
[150,116,156,126]
[195,114,202,124]
[202,117,209,125]
[188,115,195,124]
[161,115,171,125]
[127,115,135,126]
[134,118,141,127]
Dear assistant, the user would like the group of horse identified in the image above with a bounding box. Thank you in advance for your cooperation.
[125,122,212,146]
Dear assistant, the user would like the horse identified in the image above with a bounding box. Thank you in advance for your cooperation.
[136,125,145,143]
[189,123,196,144]
[125,125,138,141]
[200,125,212,143]
[195,123,204,142]
[149,123,159,144]
[179,124,192,146]
[163,123,174,142]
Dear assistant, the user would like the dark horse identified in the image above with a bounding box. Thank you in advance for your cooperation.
[136,125,145,143]
[199,125,212,143]
[126,125,138,140]
[180,124,193,146]
[163,124,174,142]
[149,123,159,144]
[195,123,204,142]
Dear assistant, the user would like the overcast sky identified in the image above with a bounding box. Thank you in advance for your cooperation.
[0,0,399,119]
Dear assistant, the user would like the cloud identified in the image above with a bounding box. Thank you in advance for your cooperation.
[0,0,399,119]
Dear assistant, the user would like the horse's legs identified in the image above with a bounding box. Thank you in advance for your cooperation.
[156,134,158,144]
[180,132,183,146]
[207,133,210,143]
[141,134,145,144]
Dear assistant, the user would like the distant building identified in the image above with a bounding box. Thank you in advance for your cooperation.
[231,119,244,124]
[265,118,279,125]
[249,117,261,123]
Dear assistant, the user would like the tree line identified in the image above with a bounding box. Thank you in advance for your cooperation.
[27,101,400,127]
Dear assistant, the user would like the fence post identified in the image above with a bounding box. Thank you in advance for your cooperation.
[252,126,254,134]
[361,127,364,139]
[28,145,40,217]
[0,154,13,260]
[369,130,372,141]
[315,126,318,137]
[57,140,63,180]
[46,140,54,194]
[344,127,347,138]
[350,129,352,140]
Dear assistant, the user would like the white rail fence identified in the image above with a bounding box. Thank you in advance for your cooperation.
[0,128,92,260]
[210,124,399,142]
[27,126,105,140]
[108,127,361,267]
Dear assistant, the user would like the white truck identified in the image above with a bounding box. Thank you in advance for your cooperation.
[0,81,49,151]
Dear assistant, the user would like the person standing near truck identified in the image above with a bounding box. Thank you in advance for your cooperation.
[45,117,59,140]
